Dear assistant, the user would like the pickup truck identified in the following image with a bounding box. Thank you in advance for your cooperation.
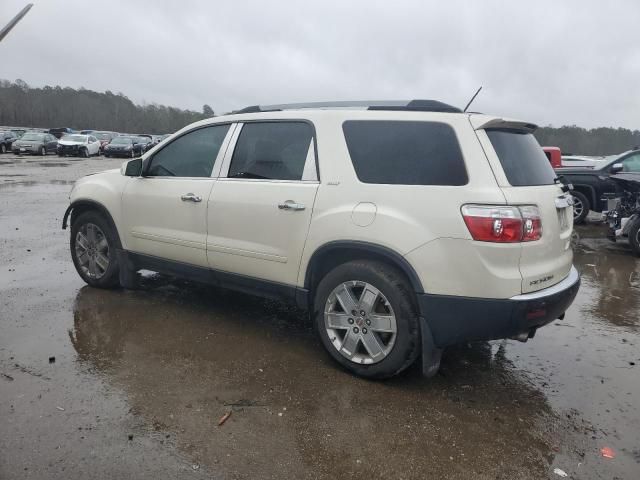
[556,149,640,223]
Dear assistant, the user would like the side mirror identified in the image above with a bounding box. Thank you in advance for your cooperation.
[610,163,624,174]
[121,158,143,176]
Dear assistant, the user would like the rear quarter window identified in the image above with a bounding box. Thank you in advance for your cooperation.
[342,121,468,186]
[486,129,556,186]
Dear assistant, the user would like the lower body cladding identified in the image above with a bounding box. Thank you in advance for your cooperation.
[418,266,581,348]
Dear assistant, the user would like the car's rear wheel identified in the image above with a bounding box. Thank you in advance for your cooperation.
[0,144,6,153]
[314,260,420,379]
[81,148,89,158]
[70,211,121,288]
[40,146,46,156]
[629,219,640,257]
[571,191,590,224]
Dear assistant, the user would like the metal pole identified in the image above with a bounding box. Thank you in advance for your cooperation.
[0,4,34,43]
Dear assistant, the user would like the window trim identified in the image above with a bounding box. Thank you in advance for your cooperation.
[142,122,235,180]
[341,119,469,187]
[218,119,320,183]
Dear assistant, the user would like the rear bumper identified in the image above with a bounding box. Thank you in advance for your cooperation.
[418,266,580,347]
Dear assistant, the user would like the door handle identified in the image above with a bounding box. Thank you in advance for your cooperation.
[278,200,305,211]
[181,193,202,203]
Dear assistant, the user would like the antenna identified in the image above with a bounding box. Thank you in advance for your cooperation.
[463,86,482,113]
[0,4,34,43]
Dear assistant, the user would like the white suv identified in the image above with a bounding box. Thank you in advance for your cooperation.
[62,100,580,379]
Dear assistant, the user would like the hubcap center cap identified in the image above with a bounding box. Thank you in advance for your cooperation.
[355,317,364,327]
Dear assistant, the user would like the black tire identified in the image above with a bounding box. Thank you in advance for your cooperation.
[313,260,421,379]
[571,191,590,224]
[58,153,63,157]
[40,146,46,156]
[629,218,640,257]
[0,143,6,153]
[70,211,121,289]
[81,148,89,158]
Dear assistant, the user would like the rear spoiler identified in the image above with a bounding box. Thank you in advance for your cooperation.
[469,116,538,133]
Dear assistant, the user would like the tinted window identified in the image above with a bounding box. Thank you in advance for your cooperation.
[486,130,556,186]
[622,153,640,172]
[147,125,230,177]
[342,121,467,185]
[228,122,313,180]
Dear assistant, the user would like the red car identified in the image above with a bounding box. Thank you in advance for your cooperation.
[543,146,562,169]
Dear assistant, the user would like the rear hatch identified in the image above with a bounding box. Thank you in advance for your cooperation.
[471,116,574,294]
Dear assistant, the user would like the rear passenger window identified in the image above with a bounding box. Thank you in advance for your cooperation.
[147,124,230,177]
[342,121,467,185]
[228,122,314,181]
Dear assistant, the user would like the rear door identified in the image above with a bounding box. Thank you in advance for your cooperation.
[121,124,233,267]
[474,122,573,294]
[207,121,319,285]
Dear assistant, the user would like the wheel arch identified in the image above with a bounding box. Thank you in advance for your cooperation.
[63,200,122,246]
[304,241,424,297]
[572,184,596,209]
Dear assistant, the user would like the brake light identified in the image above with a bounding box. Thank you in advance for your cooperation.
[461,205,542,243]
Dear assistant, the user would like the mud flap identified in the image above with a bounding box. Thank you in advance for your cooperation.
[116,249,140,289]
[420,316,442,378]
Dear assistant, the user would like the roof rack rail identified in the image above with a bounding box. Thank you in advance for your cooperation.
[232,99,462,114]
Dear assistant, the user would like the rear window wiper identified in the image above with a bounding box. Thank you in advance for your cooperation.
[228,171,270,179]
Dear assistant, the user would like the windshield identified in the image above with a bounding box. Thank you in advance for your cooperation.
[94,133,111,140]
[63,135,87,142]
[486,129,556,186]
[20,133,45,141]
[111,137,133,144]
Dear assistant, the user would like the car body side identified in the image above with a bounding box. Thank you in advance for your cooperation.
[66,110,577,350]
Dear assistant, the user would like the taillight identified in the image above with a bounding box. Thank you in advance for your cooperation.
[461,205,542,243]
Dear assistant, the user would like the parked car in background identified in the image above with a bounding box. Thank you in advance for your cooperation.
[135,135,153,153]
[57,134,101,157]
[557,149,640,223]
[92,131,118,152]
[0,130,18,153]
[11,132,58,155]
[49,127,75,139]
[62,99,580,379]
[560,155,606,168]
[103,136,146,157]
[80,130,95,135]
[543,146,562,168]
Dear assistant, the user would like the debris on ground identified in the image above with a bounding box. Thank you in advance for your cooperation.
[601,447,615,459]
[49,356,55,364]
[218,411,232,426]
[56,406,65,411]
[553,467,568,477]
[128,434,133,441]
[2,373,14,381]
[192,464,200,471]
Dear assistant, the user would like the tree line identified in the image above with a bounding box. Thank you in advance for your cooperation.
[1,79,638,154]
[0,79,211,134]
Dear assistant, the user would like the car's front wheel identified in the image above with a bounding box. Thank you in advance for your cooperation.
[40,146,46,156]
[70,211,121,288]
[0,144,6,153]
[314,260,421,379]
[571,191,590,224]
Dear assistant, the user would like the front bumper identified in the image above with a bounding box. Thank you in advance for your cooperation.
[104,149,132,157]
[12,145,39,154]
[418,266,580,347]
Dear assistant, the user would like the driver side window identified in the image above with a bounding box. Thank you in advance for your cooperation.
[147,124,230,177]
[622,153,640,172]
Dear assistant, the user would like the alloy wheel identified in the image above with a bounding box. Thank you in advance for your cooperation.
[324,281,397,365]
[572,196,583,219]
[75,223,110,279]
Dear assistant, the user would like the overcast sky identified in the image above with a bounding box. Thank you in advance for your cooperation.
[2,0,638,129]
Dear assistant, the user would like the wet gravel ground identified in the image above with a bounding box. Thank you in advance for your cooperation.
[1,153,639,479]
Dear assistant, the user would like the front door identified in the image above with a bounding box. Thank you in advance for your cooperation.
[121,124,232,267]
[208,121,319,285]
